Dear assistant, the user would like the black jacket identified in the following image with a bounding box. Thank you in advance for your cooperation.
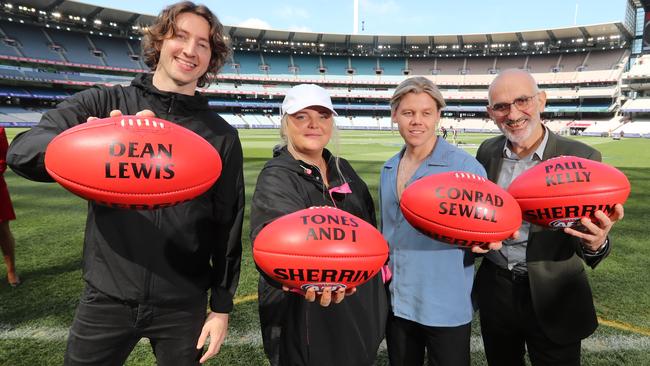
[7,74,244,313]
[474,130,609,344]
[250,146,388,366]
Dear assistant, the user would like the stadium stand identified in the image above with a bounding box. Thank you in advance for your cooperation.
[321,56,351,75]
[378,117,392,130]
[221,114,248,128]
[261,54,291,75]
[231,52,262,74]
[0,2,641,138]
[581,117,625,136]
[291,55,321,75]
[351,57,379,75]
[465,57,494,75]
[543,120,570,134]
[89,35,143,69]
[380,59,406,75]
[526,54,563,73]
[47,28,104,66]
[495,56,525,72]
[613,120,650,137]
[0,29,21,57]
[0,20,62,61]
[621,98,650,112]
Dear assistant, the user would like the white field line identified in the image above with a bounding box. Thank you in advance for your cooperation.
[1,324,649,352]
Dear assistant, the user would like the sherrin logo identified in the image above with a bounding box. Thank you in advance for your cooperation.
[252,206,389,291]
[300,283,348,292]
[549,217,581,228]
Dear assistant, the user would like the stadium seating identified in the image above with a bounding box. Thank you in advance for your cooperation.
[0,67,25,79]
[47,28,104,65]
[231,52,262,74]
[380,59,406,75]
[322,56,351,75]
[221,113,248,128]
[0,21,62,61]
[543,120,570,134]
[0,32,21,57]
[89,35,143,69]
[262,54,291,75]
[377,117,393,130]
[351,57,379,75]
[0,106,45,126]
[290,55,320,74]
[495,56,525,71]
[581,117,625,136]
[0,15,635,136]
[615,121,650,138]
[621,98,650,113]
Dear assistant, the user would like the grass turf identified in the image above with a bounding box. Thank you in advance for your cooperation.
[0,128,649,365]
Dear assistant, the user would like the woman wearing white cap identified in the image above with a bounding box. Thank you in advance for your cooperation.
[250,84,388,366]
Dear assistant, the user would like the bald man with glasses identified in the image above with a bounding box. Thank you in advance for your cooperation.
[472,69,624,366]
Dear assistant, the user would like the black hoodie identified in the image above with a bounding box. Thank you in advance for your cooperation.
[8,73,243,313]
[250,146,388,366]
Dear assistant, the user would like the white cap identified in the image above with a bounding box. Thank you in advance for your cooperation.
[281,84,338,116]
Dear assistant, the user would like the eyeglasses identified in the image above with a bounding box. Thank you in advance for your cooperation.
[489,93,538,116]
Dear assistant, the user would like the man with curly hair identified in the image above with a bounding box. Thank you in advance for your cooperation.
[7,2,243,365]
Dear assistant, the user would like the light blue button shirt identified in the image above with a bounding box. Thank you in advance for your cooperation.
[487,126,549,271]
[380,138,487,327]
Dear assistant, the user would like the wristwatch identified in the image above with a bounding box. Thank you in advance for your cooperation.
[582,238,609,255]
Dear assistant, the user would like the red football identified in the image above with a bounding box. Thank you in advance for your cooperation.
[45,116,221,209]
[253,206,388,292]
[400,171,521,247]
[507,155,630,228]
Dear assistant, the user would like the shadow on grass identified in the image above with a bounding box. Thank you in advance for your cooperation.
[0,256,83,326]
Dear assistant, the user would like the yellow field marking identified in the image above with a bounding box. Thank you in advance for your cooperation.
[233,294,258,304]
[231,296,650,338]
[598,317,650,337]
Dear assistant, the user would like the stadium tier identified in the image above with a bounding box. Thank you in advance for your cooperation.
[0,1,647,137]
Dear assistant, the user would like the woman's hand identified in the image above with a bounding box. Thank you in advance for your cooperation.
[283,285,357,307]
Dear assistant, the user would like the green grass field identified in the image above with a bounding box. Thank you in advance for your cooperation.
[0,128,649,365]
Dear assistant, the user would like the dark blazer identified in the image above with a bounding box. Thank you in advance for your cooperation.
[474,129,609,344]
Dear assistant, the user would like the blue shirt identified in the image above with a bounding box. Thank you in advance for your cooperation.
[380,138,487,327]
[488,126,549,271]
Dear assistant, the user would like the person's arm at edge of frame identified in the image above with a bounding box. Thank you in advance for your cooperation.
[197,134,244,364]
[0,128,8,175]
[7,87,108,182]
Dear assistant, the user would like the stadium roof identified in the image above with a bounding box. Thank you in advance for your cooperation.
[227,22,629,46]
[7,0,157,24]
[3,0,632,56]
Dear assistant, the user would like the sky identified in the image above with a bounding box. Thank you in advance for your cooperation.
[82,0,628,35]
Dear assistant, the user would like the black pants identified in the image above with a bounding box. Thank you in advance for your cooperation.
[386,313,470,366]
[258,278,288,366]
[64,285,207,366]
[475,260,581,366]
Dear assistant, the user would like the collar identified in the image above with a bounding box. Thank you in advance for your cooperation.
[130,73,209,112]
[502,125,549,161]
[384,137,452,170]
[271,145,336,176]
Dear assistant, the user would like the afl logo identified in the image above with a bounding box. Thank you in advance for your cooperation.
[300,283,347,292]
[549,218,580,228]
